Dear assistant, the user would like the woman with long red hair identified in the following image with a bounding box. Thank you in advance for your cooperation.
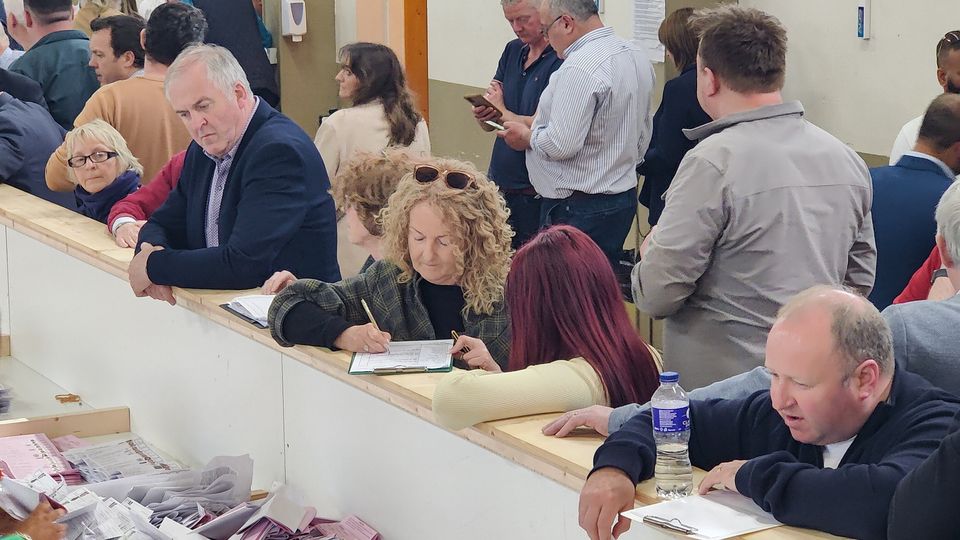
[433,225,661,431]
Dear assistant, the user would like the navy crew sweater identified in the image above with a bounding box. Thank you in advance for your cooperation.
[592,367,960,540]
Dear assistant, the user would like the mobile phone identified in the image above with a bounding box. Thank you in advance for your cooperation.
[484,120,506,131]
[464,94,499,111]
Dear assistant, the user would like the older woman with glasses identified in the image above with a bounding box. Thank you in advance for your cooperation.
[268,157,513,370]
[65,119,142,223]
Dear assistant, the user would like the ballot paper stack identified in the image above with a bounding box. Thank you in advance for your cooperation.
[62,435,185,483]
[0,433,84,484]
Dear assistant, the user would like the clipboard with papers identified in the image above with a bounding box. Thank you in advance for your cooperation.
[622,490,782,540]
[220,295,275,329]
[348,340,455,375]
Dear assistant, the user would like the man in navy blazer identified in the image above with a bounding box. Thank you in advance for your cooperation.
[869,93,960,310]
[129,45,339,303]
[0,91,75,210]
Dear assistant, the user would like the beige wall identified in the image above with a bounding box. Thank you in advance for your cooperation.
[741,0,954,157]
[270,0,340,135]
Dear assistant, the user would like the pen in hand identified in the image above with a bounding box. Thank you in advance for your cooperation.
[450,330,473,368]
[361,299,390,353]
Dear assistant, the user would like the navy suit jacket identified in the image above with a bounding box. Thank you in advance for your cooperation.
[138,100,341,290]
[0,93,76,209]
[869,154,955,310]
[637,66,711,226]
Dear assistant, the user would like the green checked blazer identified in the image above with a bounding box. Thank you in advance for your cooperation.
[268,259,511,369]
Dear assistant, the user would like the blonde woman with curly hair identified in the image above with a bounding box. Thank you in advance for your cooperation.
[261,150,416,292]
[268,157,514,371]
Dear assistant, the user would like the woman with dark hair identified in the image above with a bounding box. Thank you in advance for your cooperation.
[314,42,431,184]
[637,7,711,226]
[432,225,661,431]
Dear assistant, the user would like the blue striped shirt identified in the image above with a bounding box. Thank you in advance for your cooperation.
[527,26,655,199]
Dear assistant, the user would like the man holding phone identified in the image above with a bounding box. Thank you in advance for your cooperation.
[499,0,654,269]
[471,0,562,248]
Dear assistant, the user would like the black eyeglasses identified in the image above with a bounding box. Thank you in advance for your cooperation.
[937,31,960,56]
[68,151,118,168]
[414,165,477,190]
[541,14,563,37]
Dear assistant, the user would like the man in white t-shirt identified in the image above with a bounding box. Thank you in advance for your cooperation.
[890,30,960,165]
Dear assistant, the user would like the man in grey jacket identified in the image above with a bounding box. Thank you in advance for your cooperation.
[634,5,876,389]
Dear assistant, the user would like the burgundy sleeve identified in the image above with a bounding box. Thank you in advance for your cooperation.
[107,151,187,232]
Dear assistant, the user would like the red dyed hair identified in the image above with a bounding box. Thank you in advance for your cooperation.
[505,225,660,407]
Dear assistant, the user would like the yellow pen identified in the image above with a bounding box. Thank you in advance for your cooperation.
[360,299,388,352]
[361,299,381,332]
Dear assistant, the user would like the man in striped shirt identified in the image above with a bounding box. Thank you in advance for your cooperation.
[499,0,654,267]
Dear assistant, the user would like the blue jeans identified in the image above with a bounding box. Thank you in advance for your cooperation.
[539,188,637,267]
[502,191,543,249]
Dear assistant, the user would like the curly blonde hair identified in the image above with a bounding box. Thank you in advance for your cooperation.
[330,150,418,236]
[380,157,514,315]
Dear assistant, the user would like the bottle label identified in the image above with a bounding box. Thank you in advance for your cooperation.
[652,406,689,433]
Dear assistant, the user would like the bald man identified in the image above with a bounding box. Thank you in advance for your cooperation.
[579,285,960,540]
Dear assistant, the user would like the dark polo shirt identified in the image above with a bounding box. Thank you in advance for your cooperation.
[487,39,562,191]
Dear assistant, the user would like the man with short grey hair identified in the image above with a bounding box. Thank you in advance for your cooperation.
[128,44,340,303]
[498,0,654,267]
[2,0,98,128]
[472,0,562,248]
[579,284,960,540]
[882,180,960,396]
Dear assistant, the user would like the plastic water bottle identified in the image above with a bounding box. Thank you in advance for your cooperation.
[651,371,693,499]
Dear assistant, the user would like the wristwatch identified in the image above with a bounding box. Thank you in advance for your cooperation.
[931,268,949,284]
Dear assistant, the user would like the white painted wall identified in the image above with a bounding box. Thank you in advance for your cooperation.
[427,1,636,88]
[740,0,954,156]
[335,0,358,51]
[0,228,8,337]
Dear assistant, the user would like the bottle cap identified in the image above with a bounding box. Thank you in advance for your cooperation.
[659,371,679,383]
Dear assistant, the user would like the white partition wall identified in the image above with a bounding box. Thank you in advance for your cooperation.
[5,227,287,488]
[282,355,589,539]
[0,228,9,338]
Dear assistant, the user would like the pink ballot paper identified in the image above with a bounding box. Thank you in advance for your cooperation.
[0,433,83,484]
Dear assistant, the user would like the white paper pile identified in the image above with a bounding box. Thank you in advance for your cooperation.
[62,435,185,483]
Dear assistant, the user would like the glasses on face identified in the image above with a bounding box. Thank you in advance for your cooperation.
[937,31,960,56]
[541,14,563,37]
[414,165,477,190]
[67,151,118,168]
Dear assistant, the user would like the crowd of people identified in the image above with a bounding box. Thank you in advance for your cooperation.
[1,0,959,539]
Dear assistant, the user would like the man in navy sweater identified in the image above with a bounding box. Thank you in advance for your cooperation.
[129,45,339,303]
[579,285,960,540]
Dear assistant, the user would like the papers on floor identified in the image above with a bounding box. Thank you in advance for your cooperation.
[0,454,255,540]
[622,490,782,540]
[0,433,83,484]
[62,435,185,483]
[0,382,10,413]
[348,339,454,374]
[223,295,275,328]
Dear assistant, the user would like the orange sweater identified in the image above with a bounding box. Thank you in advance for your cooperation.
[45,75,192,192]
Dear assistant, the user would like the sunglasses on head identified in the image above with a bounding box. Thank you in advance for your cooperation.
[414,165,477,190]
